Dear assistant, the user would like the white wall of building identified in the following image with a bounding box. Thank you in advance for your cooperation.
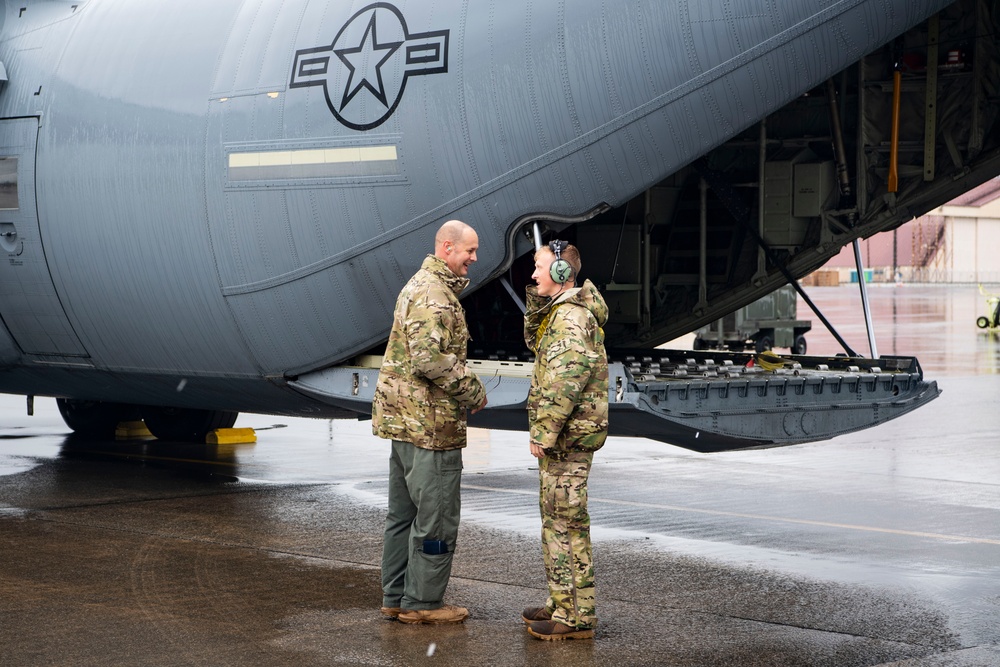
[817,186,1000,284]
[935,202,1000,283]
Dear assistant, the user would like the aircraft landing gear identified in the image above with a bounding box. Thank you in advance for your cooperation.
[56,399,238,442]
[141,406,238,442]
[56,399,142,438]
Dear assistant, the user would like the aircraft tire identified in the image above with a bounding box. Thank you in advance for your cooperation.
[142,407,238,443]
[56,399,142,437]
[977,316,990,329]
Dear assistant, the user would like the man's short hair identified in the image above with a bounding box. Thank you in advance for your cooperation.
[536,243,582,282]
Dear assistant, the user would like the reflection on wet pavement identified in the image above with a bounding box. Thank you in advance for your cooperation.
[1,285,998,665]
[801,284,1000,375]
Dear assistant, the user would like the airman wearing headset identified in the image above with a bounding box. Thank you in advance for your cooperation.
[521,240,609,641]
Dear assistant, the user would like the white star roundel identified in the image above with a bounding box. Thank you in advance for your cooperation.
[290,3,450,131]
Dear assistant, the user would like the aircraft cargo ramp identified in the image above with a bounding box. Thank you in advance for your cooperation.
[289,351,939,453]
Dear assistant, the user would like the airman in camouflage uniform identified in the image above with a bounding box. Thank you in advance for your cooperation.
[372,220,487,625]
[521,242,609,641]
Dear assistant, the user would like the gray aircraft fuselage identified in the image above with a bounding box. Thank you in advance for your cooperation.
[0,0,978,444]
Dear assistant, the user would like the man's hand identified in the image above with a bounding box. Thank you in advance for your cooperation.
[471,395,488,415]
[530,442,545,459]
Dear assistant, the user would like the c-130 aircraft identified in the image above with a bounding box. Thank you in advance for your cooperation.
[0,0,990,450]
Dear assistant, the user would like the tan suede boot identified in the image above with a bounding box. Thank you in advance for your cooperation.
[397,604,469,625]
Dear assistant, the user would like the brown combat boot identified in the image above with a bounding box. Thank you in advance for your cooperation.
[380,606,402,619]
[397,604,469,625]
[527,620,594,640]
[521,607,552,624]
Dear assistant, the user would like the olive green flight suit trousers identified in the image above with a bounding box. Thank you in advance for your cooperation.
[381,440,463,611]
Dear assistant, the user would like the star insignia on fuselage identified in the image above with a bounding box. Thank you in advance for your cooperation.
[290,3,450,131]
[334,12,402,110]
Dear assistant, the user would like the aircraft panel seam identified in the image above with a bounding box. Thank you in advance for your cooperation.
[220,0,923,297]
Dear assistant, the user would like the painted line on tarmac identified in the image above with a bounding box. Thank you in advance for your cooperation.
[462,483,1000,546]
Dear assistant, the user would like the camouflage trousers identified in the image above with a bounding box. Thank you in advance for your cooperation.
[538,451,596,629]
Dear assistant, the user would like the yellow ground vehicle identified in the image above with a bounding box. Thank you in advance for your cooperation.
[977,284,1000,329]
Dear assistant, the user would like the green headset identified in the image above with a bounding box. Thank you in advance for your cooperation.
[548,240,574,284]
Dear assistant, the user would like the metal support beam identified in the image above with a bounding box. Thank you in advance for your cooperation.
[531,222,543,251]
[693,157,859,356]
[739,214,860,357]
[924,14,939,181]
[856,58,868,217]
[827,78,852,198]
[697,178,708,313]
[970,0,987,158]
[500,276,526,314]
[642,191,652,329]
[853,239,879,358]
[756,119,767,279]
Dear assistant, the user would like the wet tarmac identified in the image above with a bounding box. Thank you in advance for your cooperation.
[1,284,999,666]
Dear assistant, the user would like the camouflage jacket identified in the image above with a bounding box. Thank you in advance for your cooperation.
[524,280,609,456]
[372,254,486,450]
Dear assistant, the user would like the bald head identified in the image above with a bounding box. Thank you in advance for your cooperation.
[434,219,479,277]
[435,220,474,248]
